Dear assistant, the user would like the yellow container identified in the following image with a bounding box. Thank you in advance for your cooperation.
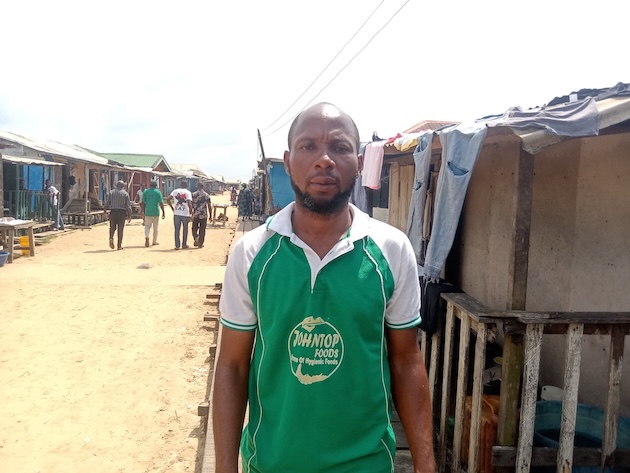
[19,235,31,256]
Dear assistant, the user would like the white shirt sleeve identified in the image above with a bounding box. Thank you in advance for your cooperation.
[382,232,422,329]
[219,238,258,331]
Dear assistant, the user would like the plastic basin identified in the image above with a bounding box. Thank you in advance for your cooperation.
[0,250,8,267]
[534,401,630,472]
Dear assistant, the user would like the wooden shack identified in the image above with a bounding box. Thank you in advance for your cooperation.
[0,131,114,226]
[383,90,630,471]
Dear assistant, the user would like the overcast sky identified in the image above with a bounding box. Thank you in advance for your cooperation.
[1,0,628,181]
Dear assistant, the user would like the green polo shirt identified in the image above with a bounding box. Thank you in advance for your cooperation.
[141,188,163,217]
[220,202,422,473]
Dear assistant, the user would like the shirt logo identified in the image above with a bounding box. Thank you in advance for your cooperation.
[288,316,344,385]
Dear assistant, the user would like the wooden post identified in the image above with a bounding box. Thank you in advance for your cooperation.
[468,321,488,473]
[515,323,543,471]
[557,323,584,472]
[497,148,533,470]
[438,303,456,471]
[602,326,625,470]
[84,164,89,226]
[452,314,471,472]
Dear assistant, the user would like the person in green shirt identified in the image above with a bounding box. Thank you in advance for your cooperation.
[213,103,435,473]
[140,180,165,247]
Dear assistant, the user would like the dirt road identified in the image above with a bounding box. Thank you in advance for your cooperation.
[0,191,240,473]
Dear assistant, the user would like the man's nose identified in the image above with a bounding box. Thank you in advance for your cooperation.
[314,149,335,169]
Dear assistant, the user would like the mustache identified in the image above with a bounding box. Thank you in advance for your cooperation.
[308,171,338,180]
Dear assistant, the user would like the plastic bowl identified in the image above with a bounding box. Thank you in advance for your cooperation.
[534,401,630,472]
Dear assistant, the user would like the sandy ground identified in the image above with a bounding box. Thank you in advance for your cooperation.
[0,191,243,473]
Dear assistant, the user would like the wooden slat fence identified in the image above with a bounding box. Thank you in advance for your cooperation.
[421,292,630,472]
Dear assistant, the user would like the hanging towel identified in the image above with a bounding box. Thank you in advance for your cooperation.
[362,141,386,190]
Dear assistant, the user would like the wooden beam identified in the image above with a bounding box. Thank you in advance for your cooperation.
[495,446,630,468]
[515,323,543,471]
[438,302,456,471]
[452,314,471,472]
[602,326,625,470]
[506,148,534,310]
[467,321,487,473]
[557,323,584,472]
[497,148,534,471]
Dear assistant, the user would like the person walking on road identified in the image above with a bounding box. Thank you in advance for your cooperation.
[230,185,237,206]
[213,103,435,473]
[140,180,165,247]
[191,182,212,249]
[105,180,132,250]
[44,179,65,231]
[166,179,193,250]
[135,183,146,204]
[236,183,254,220]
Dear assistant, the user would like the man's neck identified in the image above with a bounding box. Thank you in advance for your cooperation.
[291,203,353,259]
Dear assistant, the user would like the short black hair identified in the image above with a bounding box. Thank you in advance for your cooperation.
[287,103,360,152]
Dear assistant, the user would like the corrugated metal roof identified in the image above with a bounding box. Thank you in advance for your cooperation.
[171,163,211,178]
[2,155,65,166]
[403,120,459,134]
[395,84,630,157]
[97,153,171,171]
[124,166,155,173]
[0,131,109,165]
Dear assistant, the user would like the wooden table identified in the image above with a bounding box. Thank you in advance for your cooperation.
[211,204,229,226]
[0,220,36,263]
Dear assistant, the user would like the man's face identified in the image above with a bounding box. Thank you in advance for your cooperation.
[284,107,362,214]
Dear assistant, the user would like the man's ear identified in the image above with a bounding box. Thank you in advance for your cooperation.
[357,154,364,175]
[283,150,291,175]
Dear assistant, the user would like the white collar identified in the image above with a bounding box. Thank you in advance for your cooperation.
[266,202,371,243]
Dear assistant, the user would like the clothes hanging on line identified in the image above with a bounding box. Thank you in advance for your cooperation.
[361,141,386,190]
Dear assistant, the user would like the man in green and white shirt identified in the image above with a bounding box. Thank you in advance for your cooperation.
[141,180,165,247]
[213,103,435,473]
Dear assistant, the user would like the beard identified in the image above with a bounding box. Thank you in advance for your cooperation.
[290,177,354,215]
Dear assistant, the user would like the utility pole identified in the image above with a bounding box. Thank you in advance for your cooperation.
[257,129,266,160]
